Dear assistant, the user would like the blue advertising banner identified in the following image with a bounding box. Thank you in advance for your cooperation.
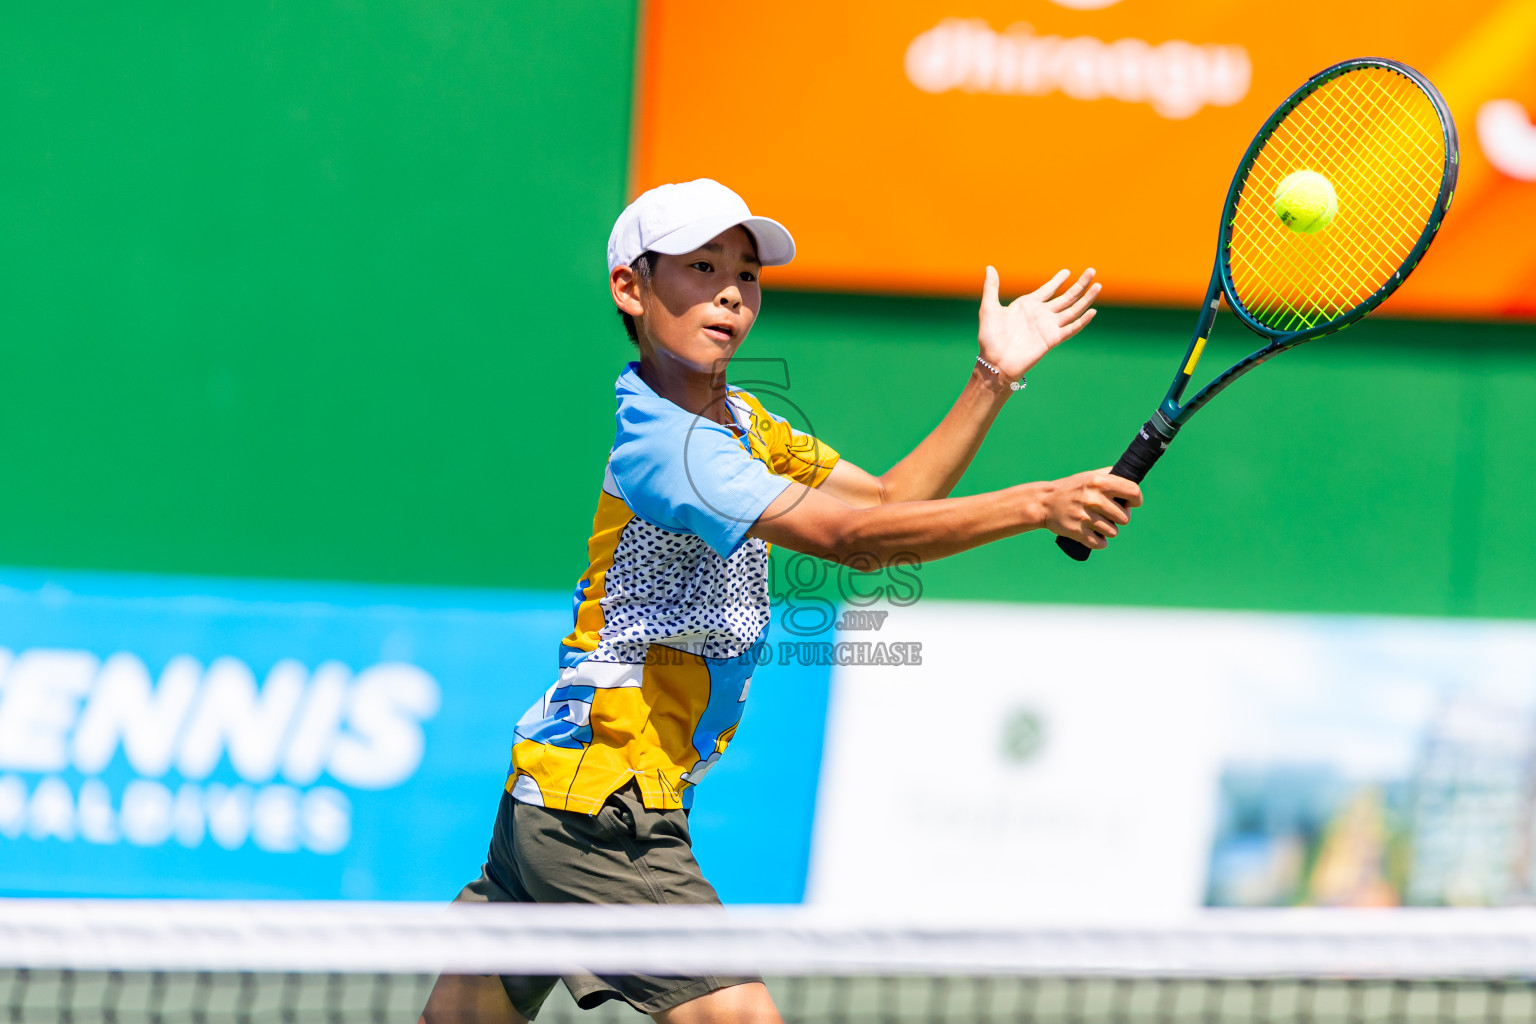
[0,569,831,902]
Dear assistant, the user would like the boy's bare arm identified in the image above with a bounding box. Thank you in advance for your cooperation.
[812,363,1011,508]
[817,267,1100,510]
[750,468,1141,566]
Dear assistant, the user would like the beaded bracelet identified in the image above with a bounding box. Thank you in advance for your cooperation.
[976,355,1027,391]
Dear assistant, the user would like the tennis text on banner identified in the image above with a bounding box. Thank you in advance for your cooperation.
[0,649,441,855]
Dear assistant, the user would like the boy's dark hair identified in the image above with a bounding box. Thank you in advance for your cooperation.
[619,251,658,345]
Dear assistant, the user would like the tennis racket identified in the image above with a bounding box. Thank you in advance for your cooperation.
[1058,56,1458,561]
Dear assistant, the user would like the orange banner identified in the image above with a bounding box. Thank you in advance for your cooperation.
[634,0,1536,317]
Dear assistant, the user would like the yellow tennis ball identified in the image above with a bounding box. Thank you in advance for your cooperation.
[1273,170,1338,234]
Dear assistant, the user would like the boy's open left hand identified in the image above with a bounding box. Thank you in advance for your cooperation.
[977,266,1101,382]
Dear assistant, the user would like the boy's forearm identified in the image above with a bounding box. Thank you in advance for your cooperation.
[781,482,1052,566]
[876,363,1012,503]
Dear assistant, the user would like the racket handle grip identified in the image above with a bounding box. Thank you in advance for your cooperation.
[1055,418,1172,562]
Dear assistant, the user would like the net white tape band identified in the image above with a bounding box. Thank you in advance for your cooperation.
[4,901,1536,979]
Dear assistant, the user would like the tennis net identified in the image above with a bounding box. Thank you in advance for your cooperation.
[4,900,1536,1023]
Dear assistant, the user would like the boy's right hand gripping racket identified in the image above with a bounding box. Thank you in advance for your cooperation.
[1058,57,1458,561]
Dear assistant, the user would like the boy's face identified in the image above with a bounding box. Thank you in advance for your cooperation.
[622,225,762,373]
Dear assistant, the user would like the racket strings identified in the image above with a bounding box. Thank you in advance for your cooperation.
[1240,72,1440,329]
[1241,79,1430,326]
[1296,100,1428,298]
[1228,176,1384,321]
[1325,87,1440,220]
[1226,65,1446,333]
[1250,125,1403,314]
[1329,76,1441,184]
[1303,72,1441,254]
[1265,123,1418,310]
[1306,91,1431,232]
[1228,195,1380,329]
[1229,147,1375,326]
[1351,73,1445,167]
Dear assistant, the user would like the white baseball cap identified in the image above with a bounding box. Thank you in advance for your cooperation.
[606,178,795,273]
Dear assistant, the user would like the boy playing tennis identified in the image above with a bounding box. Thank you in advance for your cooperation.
[421,179,1142,1024]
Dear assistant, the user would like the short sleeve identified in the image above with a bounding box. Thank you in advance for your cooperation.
[608,397,791,559]
[734,392,841,488]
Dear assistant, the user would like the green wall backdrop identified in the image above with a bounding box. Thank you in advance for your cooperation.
[2,3,1532,619]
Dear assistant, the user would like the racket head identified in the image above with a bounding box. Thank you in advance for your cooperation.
[1217,58,1457,342]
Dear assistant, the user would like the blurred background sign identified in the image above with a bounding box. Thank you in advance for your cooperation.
[0,570,556,899]
[0,570,830,902]
[809,603,1536,913]
[635,0,1536,316]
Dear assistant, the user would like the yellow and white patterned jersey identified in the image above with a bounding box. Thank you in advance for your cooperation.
[506,363,838,813]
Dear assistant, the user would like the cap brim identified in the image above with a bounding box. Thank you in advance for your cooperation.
[647,213,796,267]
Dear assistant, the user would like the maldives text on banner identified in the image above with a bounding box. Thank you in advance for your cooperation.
[0,569,830,903]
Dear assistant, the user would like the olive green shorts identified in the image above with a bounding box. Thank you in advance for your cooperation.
[453,783,757,1019]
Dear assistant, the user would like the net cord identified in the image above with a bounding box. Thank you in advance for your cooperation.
[3,902,1536,980]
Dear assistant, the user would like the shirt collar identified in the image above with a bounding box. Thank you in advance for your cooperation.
[615,361,750,435]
